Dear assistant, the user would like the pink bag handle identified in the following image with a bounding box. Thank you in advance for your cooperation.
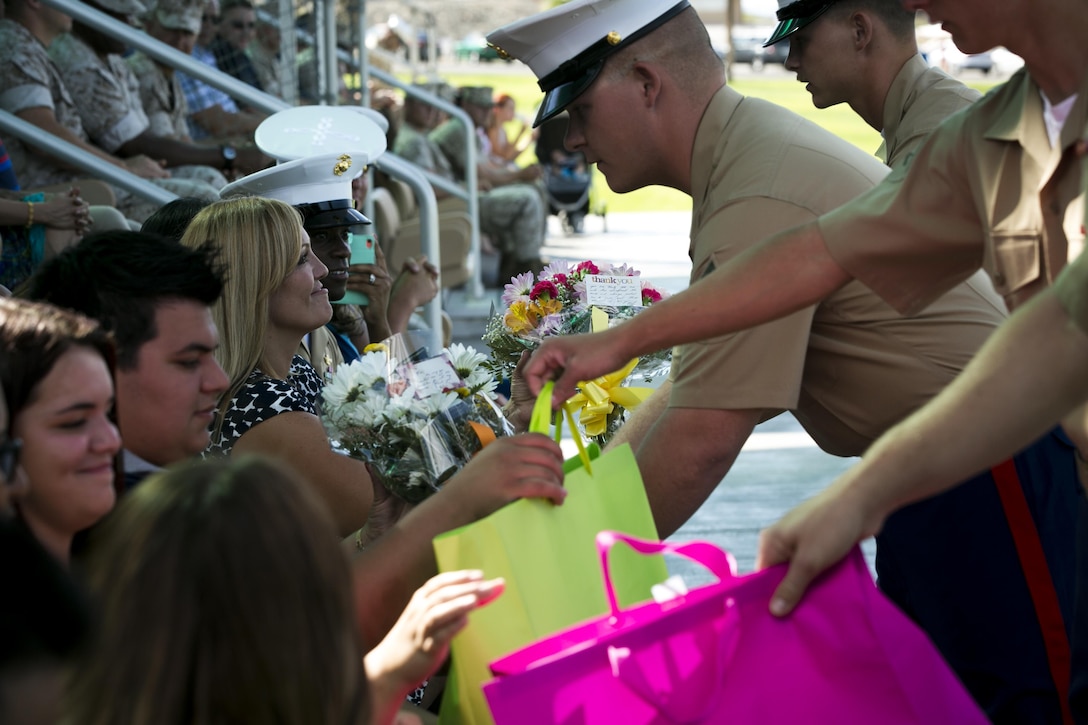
[597,531,740,722]
[596,530,737,620]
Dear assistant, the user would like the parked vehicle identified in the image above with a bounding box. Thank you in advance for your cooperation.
[730,28,788,70]
[956,50,994,75]
[454,34,509,63]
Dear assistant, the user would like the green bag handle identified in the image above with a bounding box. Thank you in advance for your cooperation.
[530,381,593,474]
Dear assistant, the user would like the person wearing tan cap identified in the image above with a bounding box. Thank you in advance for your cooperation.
[764,0,980,169]
[492,0,1080,719]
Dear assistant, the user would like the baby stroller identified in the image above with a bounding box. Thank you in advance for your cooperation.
[534,111,605,234]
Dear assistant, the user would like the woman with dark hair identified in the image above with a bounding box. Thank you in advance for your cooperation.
[66,456,501,725]
[0,382,92,725]
[0,297,121,563]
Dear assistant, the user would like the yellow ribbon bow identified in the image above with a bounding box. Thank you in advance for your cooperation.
[564,358,654,437]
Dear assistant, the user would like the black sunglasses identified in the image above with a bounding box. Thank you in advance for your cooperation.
[230,20,256,29]
[1,436,22,484]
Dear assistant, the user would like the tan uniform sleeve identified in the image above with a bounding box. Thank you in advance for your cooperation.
[670,197,818,412]
[819,115,985,316]
[1054,251,1088,334]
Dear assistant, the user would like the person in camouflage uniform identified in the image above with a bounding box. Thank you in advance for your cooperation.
[125,0,266,152]
[48,0,269,196]
[0,0,183,222]
[426,86,548,281]
[124,0,203,141]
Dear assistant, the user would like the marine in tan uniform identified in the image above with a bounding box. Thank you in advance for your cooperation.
[516,0,1088,719]
[490,0,1079,720]
[765,0,981,169]
[1056,241,1088,333]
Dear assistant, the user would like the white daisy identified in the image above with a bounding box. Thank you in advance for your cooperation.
[447,343,488,378]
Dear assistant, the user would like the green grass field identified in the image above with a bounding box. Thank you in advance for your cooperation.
[408,67,1001,213]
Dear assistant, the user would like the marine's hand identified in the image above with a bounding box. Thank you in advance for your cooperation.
[235,146,272,176]
[525,329,632,402]
[123,154,171,179]
[364,570,504,712]
[444,434,565,521]
[755,481,883,617]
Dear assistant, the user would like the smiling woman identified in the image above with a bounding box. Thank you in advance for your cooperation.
[0,297,120,564]
[177,197,376,536]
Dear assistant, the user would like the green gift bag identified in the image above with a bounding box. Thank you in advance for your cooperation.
[433,382,667,725]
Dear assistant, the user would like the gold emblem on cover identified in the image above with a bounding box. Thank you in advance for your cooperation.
[333,154,352,176]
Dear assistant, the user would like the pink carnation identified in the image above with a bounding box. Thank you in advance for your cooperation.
[529,280,560,300]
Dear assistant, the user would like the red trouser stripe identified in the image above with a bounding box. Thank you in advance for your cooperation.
[991,458,1074,725]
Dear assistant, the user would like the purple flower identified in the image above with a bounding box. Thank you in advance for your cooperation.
[502,272,535,306]
[540,260,571,279]
[536,313,566,337]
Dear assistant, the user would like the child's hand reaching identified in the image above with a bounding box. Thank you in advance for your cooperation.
[364,570,504,724]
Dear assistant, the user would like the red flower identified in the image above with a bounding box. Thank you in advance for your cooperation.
[574,260,600,276]
[551,272,569,288]
[529,280,559,300]
[641,287,663,305]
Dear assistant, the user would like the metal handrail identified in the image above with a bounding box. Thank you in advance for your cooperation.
[41,0,291,116]
[30,0,446,335]
[376,155,443,350]
[367,66,484,299]
[0,110,176,205]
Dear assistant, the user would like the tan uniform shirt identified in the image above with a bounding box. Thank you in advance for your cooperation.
[821,68,1087,315]
[1055,246,1088,334]
[0,20,88,188]
[879,54,981,169]
[672,85,1007,456]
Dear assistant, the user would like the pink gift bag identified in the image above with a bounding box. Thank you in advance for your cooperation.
[483,532,990,725]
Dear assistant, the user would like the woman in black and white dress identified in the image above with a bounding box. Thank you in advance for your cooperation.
[180,196,565,647]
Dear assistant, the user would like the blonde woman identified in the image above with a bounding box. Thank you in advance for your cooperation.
[181,197,565,647]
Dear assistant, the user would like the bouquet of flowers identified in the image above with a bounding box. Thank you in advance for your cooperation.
[321,333,512,504]
[483,260,672,445]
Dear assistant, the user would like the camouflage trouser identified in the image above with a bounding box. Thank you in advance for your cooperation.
[88,205,134,231]
[172,164,229,190]
[479,183,545,262]
[111,174,221,224]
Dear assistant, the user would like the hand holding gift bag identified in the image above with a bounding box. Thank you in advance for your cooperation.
[483,531,990,725]
[432,383,668,725]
